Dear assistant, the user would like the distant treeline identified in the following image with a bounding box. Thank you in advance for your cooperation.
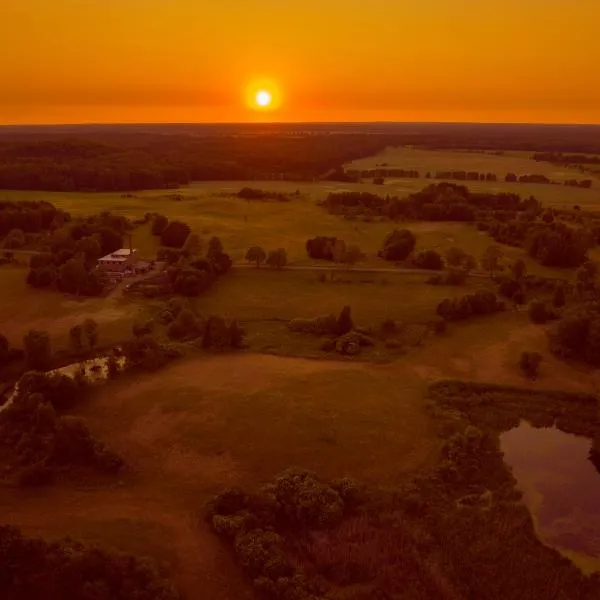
[344,168,592,188]
[1,123,600,192]
[0,135,389,192]
[533,152,600,165]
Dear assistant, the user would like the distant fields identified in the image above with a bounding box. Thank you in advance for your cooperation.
[345,146,600,208]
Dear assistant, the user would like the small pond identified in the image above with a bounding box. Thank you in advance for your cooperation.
[0,354,127,414]
[501,421,600,572]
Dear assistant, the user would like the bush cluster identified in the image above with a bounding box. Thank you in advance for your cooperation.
[208,470,361,600]
[0,373,123,484]
[0,525,180,599]
[436,291,504,321]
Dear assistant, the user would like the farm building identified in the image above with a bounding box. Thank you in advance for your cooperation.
[97,248,138,272]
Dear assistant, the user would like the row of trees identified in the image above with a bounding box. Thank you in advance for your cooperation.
[436,291,505,321]
[245,246,288,269]
[305,236,364,267]
[322,183,531,223]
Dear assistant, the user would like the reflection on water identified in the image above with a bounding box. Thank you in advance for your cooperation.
[0,353,126,414]
[56,354,126,383]
[501,422,600,570]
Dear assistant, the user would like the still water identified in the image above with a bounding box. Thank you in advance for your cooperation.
[501,422,600,571]
[0,354,126,414]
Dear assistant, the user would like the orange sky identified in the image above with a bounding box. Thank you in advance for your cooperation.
[2,0,599,125]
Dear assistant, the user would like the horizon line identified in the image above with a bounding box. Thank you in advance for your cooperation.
[1,120,600,128]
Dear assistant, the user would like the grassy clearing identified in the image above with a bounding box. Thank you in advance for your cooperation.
[0,264,149,350]
[193,268,492,325]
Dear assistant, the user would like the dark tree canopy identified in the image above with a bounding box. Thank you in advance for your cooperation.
[161,221,192,248]
[378,229,416,262]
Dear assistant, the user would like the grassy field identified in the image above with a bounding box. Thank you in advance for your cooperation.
[345,146,600,209]
[0,183,578,279]
[195,268,491,325]
[0,264,151,350]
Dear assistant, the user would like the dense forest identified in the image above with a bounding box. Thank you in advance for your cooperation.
[1,122,600,191]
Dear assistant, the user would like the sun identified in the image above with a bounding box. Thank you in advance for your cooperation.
[245,79,281,112]
[256,90,272,108]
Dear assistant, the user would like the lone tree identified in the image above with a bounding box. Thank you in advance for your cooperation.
[58,258,88,296]
[481,245,503,276]
[69,324,84,353]
[161,221,192,248]
[336,305,353,336]
[519,351,542,379]
[528,300,549,324]
[379,229,416,262]
[207,236,224,260]
[446,247,477,272]
[83,319,99,350]
[266,248,287,270]
[182,233,201,256]
[151,214,169,235]
[23,330,52,370]
[0,333,9,366]
[511,258,527,281]
[245,246,266,268]
[342,245,364,269]
[552,284,566,308]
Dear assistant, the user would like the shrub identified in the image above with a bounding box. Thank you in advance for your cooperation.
[412,249,444,270]
[380,318,397,336]
[437,291,503,321]
[151,214,169,235]
[378,229,416,262]
[335,305,353,336]
[320,338,337,352]
[446,269,469,285]
[519,351,542,379]
[245,246,266,268]
[0,525,180,600]
[433,318,447,334]
[23,329,52,370]
[288,314,337,335]
[549,305,600,366]
[266,248,287,269]
[161,220,192,248]
[306,236,340,261]
[513,290,526,305]
[202,316,243,351]
[528,300,550,324]
[274,469,345,529]
[498,278,522,299]
[132,319,154,337]
[17,462,56,487]
[552,285,566,308]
